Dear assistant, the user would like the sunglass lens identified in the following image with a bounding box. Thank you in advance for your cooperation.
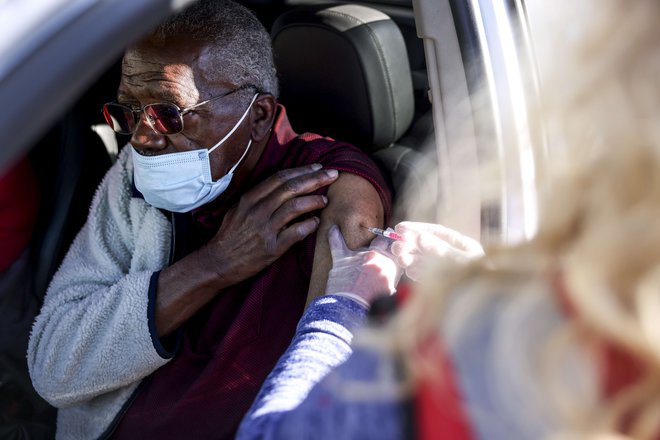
[103,103,136,135]
[145,104,183,135]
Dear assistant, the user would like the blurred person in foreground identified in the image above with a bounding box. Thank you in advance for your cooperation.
[238,0,660,438]
[27,1,389,438]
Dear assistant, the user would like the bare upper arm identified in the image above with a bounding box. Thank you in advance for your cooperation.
[306,172,386,307]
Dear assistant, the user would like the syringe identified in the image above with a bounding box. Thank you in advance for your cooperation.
[365,226,403,241]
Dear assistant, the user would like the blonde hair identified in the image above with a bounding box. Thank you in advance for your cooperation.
[375,0,660,438]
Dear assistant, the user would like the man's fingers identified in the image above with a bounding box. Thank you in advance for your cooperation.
[275,217,321,252]
[252,167,339,213]
[270,195,328,229]
[245,164,324,203]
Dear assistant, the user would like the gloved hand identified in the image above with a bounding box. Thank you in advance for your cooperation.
[325,225,402,308]
[391,221,484,281]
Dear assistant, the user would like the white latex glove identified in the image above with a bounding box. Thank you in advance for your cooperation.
[391,221,484,281]
[325,225,402,308]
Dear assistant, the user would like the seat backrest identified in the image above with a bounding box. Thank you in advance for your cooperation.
[28,68,118,301]
[271,4,438,223]
[271,4,415,153]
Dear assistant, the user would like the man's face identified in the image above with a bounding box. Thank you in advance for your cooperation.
[118,37,255,181]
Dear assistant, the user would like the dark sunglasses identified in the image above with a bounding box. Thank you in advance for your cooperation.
[102,84,257,135]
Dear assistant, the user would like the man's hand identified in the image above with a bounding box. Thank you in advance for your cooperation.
[325,225,401,307]
[156,164,339,337]
[391,221,484,281]
[202,164,339,285]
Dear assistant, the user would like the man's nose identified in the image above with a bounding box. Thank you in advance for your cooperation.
[130,113,168,153]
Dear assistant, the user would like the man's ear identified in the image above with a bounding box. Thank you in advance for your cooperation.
[251,94,277,142]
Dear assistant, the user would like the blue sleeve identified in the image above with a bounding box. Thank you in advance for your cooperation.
[237,295,405,440]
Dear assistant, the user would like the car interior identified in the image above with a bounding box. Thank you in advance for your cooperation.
[27,0,435,303]
[6,0,435,435]
[2,0,555,436]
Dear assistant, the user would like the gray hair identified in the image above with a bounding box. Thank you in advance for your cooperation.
[149,0,279,97]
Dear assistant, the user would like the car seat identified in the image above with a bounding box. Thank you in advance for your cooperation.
[28,64,120,301]
[0,67,119,439]
[271,3,437,223]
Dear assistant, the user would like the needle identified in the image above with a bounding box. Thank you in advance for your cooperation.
[364,226,403,241]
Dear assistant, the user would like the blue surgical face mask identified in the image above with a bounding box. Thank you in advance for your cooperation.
[131,93,259,213]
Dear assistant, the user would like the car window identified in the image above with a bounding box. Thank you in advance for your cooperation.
[412,0,539,245]
[0,0,194,172]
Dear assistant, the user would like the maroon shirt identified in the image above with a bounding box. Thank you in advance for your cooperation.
[110,106,391,439]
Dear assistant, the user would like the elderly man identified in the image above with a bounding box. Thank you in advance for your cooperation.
[27,1,390,439]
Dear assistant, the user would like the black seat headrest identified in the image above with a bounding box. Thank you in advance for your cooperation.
[272,4,414,152]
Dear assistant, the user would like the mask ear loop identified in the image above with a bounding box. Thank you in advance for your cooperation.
[227,139,252,175]
[208,93,259,154]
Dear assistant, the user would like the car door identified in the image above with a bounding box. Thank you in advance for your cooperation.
[412,0,540,245]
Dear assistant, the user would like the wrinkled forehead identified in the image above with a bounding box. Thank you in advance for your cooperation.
[122,37,235,96]
[120,37,230,100]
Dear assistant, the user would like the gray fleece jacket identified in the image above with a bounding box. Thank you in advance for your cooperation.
[28,147,174,439]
